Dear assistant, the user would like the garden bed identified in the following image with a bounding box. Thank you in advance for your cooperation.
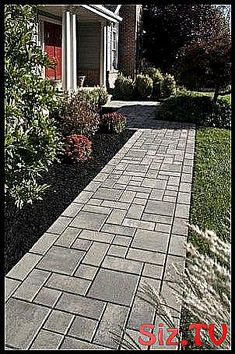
[4,130,135,275]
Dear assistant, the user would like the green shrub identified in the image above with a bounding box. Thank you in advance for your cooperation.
[94,86,109,107]
[74,89,100,112]
[5,5,62,208]
[143,67,164,98]
[135,74,153,99]
[100,112,127,133]
[63,134,92,163]
[155,92,231,128]
[56,94,100,137]
[161,73,177,98]
[113,74,134,100]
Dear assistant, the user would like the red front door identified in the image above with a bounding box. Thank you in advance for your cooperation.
[44,21,62,80]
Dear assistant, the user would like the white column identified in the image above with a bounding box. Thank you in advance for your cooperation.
[62,10,71,92]
[71,13,77,91]
[100,23,107,87]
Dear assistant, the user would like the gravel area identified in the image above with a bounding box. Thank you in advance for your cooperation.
[4,130,134,275]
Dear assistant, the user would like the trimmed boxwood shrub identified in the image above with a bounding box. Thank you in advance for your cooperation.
[5,5,62,208]
[55,94,100,138]
[100,112,127,133]
[135,74,153,99]
[63,134,92,163]
[155,92,231,128]
[143,67,164,98]
[75,86,109,111]
[161,73,177,98]
[113,74,134,100]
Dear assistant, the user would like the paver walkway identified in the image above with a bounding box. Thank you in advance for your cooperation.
[5,101,195,350]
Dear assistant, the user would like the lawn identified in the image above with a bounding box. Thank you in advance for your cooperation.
[191,91,231,105]
[189,127,231,249]
[180,126,231,349]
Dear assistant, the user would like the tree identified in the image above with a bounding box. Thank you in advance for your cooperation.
[5,5,62,208]
[175,7,231,101]
[142,5,231,79]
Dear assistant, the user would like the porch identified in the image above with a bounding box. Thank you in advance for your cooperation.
[37,5,121,92]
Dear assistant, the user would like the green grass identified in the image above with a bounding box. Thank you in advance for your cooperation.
[189,127,231,250]
[181,127,231,349]
[191,91,231,105]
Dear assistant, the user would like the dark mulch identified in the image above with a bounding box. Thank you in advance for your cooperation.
[4,130,135,275]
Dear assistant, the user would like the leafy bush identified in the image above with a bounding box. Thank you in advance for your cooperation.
[63,134,92,163]
[143,67,164,98]
[94,86,109,106]
[113,74,134,100]
[75,86,109,111]
[100,112,127,133]
[56,94,100,137]
[5,5,62,208]
[155,93,231,128]
[161,73,177,97]
[135,74,153,99]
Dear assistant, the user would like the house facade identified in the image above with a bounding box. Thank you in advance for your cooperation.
[36,4,142,92]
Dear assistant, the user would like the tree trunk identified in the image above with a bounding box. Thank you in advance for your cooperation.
[213,85,220,103]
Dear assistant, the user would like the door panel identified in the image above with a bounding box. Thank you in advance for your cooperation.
[44,21,62,80]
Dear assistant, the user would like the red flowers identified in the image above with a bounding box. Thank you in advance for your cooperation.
[64,134,92,162]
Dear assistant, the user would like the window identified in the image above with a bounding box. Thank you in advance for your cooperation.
[112,30,117,50]
[112,28,118,69]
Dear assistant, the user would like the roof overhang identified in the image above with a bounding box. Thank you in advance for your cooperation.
[37,4,122,23]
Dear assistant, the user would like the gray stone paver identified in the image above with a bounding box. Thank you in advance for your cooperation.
[5,101,195,350]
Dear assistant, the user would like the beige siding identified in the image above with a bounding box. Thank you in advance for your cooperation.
[77,23,101,70]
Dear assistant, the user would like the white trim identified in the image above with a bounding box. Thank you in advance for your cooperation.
[38,14,62,26]
[81,5,121,23]
[71,13,77,91]
[114,5,122,14]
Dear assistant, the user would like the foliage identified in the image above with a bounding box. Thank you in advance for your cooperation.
[94,86,109,107]
[100,112,127,133]
[135,74,153,99]
[55,94,100,138]
[113,73,134,100]
[63,134,92,163]
[142,67,164,98]
[155,92,231,128]
[5,4,62,208]
[73,86,109,112]
[176,36,231,100]
[161,73,177,98]
[142,4,231,74]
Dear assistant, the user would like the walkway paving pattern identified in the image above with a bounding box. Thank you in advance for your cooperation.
[5,102,195,350]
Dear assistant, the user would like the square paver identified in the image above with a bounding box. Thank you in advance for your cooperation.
[68,315,98,341]
[74,264,98,280]
[88,269,139,306]
[5,298,50,349]
[112,235,132,247]
[30,329,63,349]
[37,246,85,275]
[71,238,92,251]
[70,211,107,231]
[33,287,61,307]
[60,337,107,350]
[131,229,169,253]
[44,309,74,334]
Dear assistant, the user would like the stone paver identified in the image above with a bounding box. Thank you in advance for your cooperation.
[5,101,195,350]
